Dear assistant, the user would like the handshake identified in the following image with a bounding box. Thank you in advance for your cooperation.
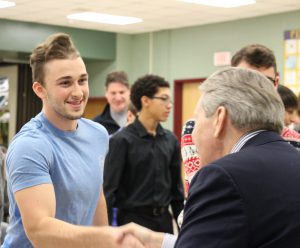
[107,223,171,248]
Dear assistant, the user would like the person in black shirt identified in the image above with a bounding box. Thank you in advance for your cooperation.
[93,71,130,135]
[104,74,184,233]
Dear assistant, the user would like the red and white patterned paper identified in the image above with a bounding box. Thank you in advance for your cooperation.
[181,119,202,193]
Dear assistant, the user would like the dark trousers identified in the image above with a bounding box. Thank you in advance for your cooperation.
[117,208,174,233]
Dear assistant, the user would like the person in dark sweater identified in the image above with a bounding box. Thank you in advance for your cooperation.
[94,71,130,135]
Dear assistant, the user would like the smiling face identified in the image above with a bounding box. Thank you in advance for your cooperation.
[105,82,130,113]
[33,57,89,130]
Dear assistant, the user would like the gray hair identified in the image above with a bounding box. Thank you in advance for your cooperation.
[199,67,284,134]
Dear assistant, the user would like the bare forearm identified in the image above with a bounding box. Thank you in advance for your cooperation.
[94,211,108,226]
[93,191,108,226]
[15,185,118,247]
[27,217,120,248]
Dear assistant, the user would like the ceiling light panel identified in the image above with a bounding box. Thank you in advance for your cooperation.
[0,0,15,8]
[67,12,143,25]
[178,0,256,8]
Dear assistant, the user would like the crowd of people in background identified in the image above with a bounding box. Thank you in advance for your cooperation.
[0,33,300,248]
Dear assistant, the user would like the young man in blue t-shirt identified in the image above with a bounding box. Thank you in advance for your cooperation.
[2,33,143,248]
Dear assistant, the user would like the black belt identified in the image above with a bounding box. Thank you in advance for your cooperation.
[121,206,168,216]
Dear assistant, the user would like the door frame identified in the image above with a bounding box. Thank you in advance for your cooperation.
[173,77,206,140]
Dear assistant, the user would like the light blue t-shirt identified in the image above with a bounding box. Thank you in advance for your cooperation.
[2,112,109,248]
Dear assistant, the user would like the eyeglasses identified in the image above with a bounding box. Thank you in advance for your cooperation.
[266,76,276,85]
[151,96,173,104]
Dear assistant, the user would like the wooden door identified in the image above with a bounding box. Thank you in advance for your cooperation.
[182,83,202,126]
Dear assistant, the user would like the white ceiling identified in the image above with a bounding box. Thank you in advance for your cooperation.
[1,0,300,34]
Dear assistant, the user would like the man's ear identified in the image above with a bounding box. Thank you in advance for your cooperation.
[141,95,149,109]
[32,81,45,99]
[213,106,227,138]
[274,74,280,89]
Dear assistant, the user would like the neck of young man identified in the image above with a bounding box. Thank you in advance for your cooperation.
[138,112,159,136]
[43,109,78,131]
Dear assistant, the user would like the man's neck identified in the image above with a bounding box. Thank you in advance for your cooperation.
[138,112,159,135]
[43,109,78,131]
[221,126,245,156]
[110,108,127,128]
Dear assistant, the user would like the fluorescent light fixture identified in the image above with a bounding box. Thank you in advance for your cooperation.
[67,12,143,25]
[178,0,256,8]
[0,0,16,8]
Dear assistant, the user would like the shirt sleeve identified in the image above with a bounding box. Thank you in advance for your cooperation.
[161,233,177,248]
[103,133,128,209]
[175,164,248,248]
[6,135,53,193]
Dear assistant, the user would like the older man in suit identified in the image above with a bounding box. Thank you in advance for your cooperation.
[121,67,300,248]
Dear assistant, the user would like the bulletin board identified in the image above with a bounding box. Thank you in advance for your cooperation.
[283,29,300,94]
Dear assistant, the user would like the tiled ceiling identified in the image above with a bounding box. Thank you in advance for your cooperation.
[1,0,300,34]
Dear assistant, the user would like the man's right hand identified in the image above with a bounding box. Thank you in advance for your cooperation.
[118,232,145,248]
[118,223,165,248]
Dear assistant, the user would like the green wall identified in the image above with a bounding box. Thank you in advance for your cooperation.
[126,9,300,81]
[0,19,116,60]
[85,60,116,97]
[87,33,137,97]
